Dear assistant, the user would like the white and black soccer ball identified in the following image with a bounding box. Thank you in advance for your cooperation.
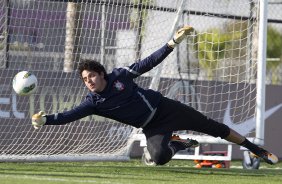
[12,71,38,96]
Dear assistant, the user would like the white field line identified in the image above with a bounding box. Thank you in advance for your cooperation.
[0,174,124,184]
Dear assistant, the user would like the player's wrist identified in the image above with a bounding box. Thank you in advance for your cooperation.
[167,40,177,48]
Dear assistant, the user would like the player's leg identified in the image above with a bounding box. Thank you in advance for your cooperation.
[150,96,278,165]
[225,129,278,165]
[181,102,278,164]
[147,96,231,139]
[143,132,172,165]
[143,131,198,165]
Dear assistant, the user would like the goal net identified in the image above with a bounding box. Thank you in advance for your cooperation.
[0,0,265,161]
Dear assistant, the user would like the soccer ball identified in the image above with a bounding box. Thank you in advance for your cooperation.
[12,71,38,96]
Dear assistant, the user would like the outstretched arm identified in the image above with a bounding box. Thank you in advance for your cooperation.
[123,26,194,78]
[123,44,173,78]
[32,99,95,129]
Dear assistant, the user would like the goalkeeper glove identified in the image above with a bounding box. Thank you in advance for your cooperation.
[167,25,194,48]
[32,111,47,129]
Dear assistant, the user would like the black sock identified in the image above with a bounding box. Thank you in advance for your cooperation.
[239,138,264,155]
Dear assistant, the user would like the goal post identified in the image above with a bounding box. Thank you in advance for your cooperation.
[255,0,267,146]
[0,0,267,162]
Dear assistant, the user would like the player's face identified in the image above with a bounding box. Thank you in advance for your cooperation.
[81,70,107,93]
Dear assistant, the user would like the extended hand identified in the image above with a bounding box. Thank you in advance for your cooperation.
[168,25,194,48]
[32,111,47,129]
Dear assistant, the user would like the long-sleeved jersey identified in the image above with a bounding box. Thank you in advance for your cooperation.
[45,44,173,128]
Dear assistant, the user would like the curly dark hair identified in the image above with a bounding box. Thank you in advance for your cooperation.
[78,59,107,79]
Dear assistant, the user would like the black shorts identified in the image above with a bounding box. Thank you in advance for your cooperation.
[143,96,230,139]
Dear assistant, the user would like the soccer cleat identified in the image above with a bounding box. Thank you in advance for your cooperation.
[256,149,279,165]
[170,134,199,149]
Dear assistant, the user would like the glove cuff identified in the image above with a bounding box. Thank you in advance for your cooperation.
[172,37,180,44]
[167,39,176,48]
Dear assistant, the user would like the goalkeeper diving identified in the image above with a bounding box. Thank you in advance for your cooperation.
[32,26,278,165]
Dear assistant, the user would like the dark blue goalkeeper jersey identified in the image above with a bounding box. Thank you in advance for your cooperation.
[45,44,173,128]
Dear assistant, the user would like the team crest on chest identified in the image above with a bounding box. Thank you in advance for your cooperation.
[113,80,125,91]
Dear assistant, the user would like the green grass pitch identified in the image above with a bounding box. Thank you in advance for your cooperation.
[0,159,281,184]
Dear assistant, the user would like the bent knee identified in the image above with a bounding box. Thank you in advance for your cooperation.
[150,148,172,165]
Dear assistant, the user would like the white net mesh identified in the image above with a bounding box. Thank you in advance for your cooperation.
[0,0,262,161]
